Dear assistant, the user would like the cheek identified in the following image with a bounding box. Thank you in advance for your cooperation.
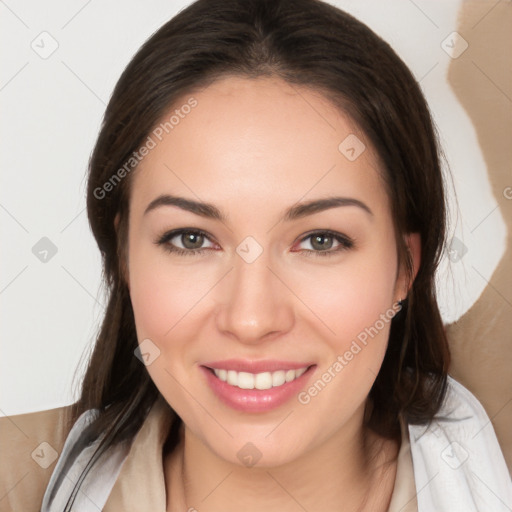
[128,243,211,340]
[129,262,176,341]
[296,249,398,348]
[294,255,398,425]
[127,244,210,412]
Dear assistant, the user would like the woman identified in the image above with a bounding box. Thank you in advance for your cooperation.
[1,0,510,511]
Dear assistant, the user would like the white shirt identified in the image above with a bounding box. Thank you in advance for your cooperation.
[41,376,512,512]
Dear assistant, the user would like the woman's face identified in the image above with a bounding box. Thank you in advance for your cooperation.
[125,76,418,467]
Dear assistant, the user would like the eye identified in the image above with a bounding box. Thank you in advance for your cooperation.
[155,228,355,258]
[293,230,355,257]
[155,228,217,256]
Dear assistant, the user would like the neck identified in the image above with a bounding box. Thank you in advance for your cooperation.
[164,410,399,512]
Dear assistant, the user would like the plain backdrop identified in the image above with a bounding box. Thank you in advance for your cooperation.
[0,0,506,415]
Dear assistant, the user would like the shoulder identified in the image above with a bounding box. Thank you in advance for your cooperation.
[0,404,74,512]
[39,406,131,512]
[407,376,512,511]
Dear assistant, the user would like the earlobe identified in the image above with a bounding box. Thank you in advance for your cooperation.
[407,232,421,282]
[397,232,421,301]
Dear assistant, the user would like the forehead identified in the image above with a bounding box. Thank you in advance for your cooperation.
[130,76,387,218]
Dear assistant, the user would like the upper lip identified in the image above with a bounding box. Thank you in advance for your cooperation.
[202,359,315,373]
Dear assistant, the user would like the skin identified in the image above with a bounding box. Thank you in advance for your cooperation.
[122,76,421,512]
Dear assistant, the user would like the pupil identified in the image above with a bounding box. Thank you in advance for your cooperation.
[183,233,203,249]
[313,234,332,251]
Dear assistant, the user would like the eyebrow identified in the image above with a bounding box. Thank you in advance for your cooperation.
[143,194,373,222]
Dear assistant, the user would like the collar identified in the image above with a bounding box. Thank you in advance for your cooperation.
[103,395,174,511]
[42,376,512,512]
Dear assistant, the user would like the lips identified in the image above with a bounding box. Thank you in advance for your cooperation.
[200,359,316,413]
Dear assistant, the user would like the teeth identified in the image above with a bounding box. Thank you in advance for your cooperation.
[212,367,309,390]
[285,369,295,382]
[296,367,307,377]
[238,372,255,389]
[272,371,286,387]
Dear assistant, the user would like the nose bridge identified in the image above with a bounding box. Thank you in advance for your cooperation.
[215,245,293,343]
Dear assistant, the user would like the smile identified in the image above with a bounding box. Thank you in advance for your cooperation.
[200,362,316,413]
[210,367,308,390]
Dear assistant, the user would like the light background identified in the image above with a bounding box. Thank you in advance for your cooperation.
[0,0,508,415]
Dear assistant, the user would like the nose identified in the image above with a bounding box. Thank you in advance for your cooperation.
[215,249,295,345]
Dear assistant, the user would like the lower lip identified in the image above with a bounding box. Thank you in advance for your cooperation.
[200,365,316,413]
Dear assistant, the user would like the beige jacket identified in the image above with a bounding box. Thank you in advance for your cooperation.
[0,393,418,512]
[4,377,512,512]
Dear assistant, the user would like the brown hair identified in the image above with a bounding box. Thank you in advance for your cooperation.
[69,0,450,501]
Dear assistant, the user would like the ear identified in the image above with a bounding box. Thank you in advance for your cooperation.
[114,212,130,291]
[395,232,421,302]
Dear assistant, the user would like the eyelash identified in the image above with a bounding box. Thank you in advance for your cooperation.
[154,228,355,258]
